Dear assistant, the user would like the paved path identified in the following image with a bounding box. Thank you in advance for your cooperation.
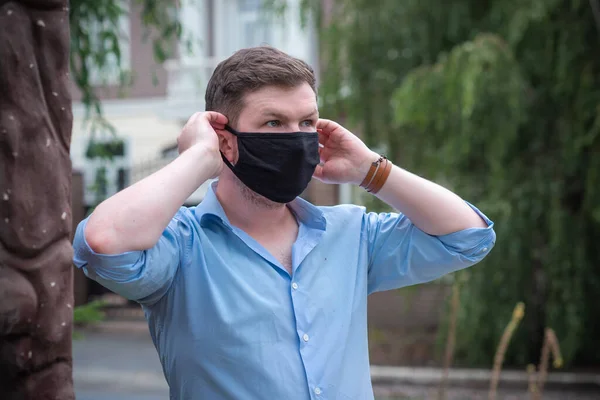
[76,390,166,400]
[73,327,168,399]
[73,321,600,399]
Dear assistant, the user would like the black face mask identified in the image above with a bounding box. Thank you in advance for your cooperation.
[220,125,320,203]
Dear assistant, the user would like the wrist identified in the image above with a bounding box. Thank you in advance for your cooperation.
[356,152,393,194]
[352,150,380,185]
[186,143,222,177]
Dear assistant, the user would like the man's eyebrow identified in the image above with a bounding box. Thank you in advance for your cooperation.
[259,110,287,120]
[259,110,319,120]
[301,110,319,120]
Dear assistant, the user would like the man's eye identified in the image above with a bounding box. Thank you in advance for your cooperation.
[301,120,315,127]
[266,120,281,127]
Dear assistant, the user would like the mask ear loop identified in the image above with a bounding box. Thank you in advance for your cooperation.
[220,125,238,168]
[224,125,239,136]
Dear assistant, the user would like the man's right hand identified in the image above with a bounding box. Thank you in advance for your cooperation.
[177,112,228,178]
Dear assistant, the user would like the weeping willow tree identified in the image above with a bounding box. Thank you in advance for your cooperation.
[283,0,600,367]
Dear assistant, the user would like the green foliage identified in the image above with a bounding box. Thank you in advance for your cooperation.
[392,33,526,195]
[287,0,600,367]
[72,300,106,340]
[85,139,126,159]
[73,300,106,326]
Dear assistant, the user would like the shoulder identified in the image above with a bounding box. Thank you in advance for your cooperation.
[318,203,405,232]
[173,206,197,224]
[165,206,200,240]
[317,203,368,227]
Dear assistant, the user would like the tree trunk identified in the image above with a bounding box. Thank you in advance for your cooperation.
[0,1,74,399]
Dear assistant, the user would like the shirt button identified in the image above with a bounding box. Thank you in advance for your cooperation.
[302,333,309,342]
[292,282,299,290]
[480,247,488,253]
[314,387,322,395]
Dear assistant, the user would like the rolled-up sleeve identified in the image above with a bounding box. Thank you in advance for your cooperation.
[364,202,495,294]
[72,209,193,305]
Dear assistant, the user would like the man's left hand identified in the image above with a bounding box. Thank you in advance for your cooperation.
[314,119,379,185]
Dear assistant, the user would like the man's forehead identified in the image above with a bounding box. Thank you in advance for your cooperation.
[240,84,318,119]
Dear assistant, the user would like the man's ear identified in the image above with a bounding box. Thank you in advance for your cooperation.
[217,129,238,164]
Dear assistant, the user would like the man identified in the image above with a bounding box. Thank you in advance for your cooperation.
[73,46,495,399]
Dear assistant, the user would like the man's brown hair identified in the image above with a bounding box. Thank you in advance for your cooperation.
[205,46,317,126]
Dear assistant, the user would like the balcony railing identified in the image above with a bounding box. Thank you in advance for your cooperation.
[131,154,215,205]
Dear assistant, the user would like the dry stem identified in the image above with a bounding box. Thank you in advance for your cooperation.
[527,364,538,400]
[438,282,461,400]
[488,302,525,400]
[533,328,563,400]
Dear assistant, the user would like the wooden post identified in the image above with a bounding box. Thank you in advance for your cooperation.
[0,1,75,399]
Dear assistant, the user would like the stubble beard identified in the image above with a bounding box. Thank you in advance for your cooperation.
[234,175,282,210]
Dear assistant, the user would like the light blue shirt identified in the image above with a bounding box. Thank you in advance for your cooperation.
[73,182,496,400]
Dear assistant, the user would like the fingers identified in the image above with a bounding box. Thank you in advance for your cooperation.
[316,118,340,135]
[204,111,229,125]
[184,112,201,126]
[313,164,325,181]
[205,111,229,131]
[192,111,228,131]
[318,132,328,146]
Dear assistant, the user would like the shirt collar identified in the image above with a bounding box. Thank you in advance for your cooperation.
[194,181,327,231]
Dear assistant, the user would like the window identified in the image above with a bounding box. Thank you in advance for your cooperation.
[80,136,131,206]
[87,1,131,86]
[117,168,129,191]
[238,0,262,12]
[237,0,272,48]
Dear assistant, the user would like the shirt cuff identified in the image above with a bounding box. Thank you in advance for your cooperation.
[436,201,496,256]
[73,217,143,273]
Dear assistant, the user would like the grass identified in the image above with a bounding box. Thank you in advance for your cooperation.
[72,300,106,339]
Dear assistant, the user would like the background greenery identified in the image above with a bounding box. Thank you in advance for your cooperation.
[284,0,600,367]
